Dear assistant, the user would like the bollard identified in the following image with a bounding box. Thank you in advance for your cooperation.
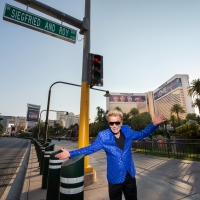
[38,144,43,165]
[40,143,50,175]
[59,154,84,200]
[34,140,42,162]
[41,144,55,189]
[38,139,45,144]
[33,140,42,163]
[47,138,52,143]
[46,150,64,200]
[34,139,45,164]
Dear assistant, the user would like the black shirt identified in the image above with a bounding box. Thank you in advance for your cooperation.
[114,131,125,150]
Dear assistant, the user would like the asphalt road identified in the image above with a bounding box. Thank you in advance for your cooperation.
[0,137,30,199]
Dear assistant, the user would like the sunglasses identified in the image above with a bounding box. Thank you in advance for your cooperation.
[108,121,121,126]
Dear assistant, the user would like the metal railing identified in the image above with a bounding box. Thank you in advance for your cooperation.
[132,139,200,160]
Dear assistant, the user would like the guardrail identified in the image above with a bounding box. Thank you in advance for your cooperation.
[132,139,200,160]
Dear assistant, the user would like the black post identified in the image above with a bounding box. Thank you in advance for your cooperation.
[43,89,51,142]
[41,144,55,189]
[39,143,49,175]
[59,155,84,200]
[46,150,64,200]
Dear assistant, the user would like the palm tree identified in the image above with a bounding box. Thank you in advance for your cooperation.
[54,123,63,134]
[186,113,197,121]
[169,114,176,132]
[130,112,152,131]
[114,106,122,112]
[95,107,105,123]
[170,104,185,126]
[102,110,109,123]
[96,106,101,116]
[192,98,200,114]
[129,108,139,117]
[122,113,131,125]
[130,115,144,131]
[95,106,101,123]
[161,118,169,132]
[187,78,200,98]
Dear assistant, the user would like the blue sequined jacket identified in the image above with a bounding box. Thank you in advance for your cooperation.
[69,123,157,184]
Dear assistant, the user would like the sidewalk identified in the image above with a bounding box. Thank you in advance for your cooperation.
[21,140,200,200]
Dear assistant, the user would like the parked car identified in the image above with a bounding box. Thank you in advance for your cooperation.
[3,132,10,137]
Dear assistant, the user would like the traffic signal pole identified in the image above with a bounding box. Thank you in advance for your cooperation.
[78,0,93,173]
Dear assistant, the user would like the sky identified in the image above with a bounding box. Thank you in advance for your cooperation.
[0,0,200,122]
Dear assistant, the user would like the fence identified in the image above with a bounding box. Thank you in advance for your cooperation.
[51,137,96,143]
[132,139,200,160]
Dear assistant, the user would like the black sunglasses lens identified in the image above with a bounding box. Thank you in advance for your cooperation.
[109,122,120,126]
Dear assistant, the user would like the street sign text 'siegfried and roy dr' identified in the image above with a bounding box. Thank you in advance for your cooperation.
[3,4,77,43]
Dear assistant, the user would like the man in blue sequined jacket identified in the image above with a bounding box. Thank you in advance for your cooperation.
[56,110,165,200]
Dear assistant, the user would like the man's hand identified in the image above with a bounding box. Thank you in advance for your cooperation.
[55,148,70,159]
[153,114,165,126]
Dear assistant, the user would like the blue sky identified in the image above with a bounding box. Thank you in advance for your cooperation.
[1,0,200,122]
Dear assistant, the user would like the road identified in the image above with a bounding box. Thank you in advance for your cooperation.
[0,137,30,200]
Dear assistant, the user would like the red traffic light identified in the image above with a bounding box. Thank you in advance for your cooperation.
[88,53,103,88]
[93,55,101,63]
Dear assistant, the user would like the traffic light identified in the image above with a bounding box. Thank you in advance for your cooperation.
[88,53,103,88]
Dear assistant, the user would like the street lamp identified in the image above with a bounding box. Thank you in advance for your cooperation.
[43,81,109,142]
[38,109,68,139]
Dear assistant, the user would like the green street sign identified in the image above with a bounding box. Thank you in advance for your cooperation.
[3,4,77,44]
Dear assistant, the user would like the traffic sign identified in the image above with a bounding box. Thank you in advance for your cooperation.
[3,4,77,43]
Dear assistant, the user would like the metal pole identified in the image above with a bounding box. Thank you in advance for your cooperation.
[78,0,92,173]
[43,80,109,142]
[38,110,44,139]
[43,82,81,142]
[43,88,51,142]
[38,113,41,139]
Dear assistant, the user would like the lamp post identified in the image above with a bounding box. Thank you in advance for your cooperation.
[38,109,68,139]
[43,81,109,142]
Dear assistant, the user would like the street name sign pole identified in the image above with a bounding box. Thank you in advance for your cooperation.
[3,4,77,43]
[4,0,94,173]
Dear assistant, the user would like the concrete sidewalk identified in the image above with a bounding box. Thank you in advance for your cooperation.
[21,140,200,200]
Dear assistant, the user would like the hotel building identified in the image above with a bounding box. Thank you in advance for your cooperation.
[106,74,195,120]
